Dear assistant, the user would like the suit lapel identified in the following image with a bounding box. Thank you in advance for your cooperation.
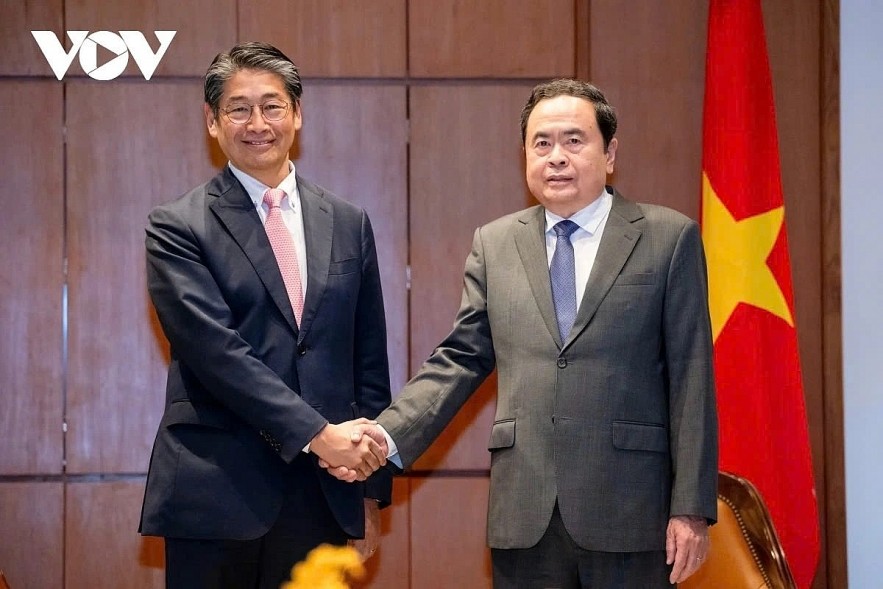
[208,168,299,334]
[566,190,643,348]
[297,178,332,344]
[514,206,563,347]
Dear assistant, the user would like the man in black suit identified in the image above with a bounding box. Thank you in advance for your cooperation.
[139,42,390,589]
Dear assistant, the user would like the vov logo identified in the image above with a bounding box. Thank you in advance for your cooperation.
[31,31,176,81]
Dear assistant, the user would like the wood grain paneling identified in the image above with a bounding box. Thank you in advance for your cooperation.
[589,0,708,218]
[239,1,406,78]
[66,480,164,588]
[65,81,217,473]
[0,1,62,76]
[0,482,63,588]
[408,84,535,470]
[0,82,64,475]
[64,0,236,77]
[357,478,410,589]
[294,84,409,391]
[409,0,575,78]
[409,477,491,588]
[820,0,846,585]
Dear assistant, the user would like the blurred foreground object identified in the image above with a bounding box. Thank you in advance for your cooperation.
[282,544,366,589]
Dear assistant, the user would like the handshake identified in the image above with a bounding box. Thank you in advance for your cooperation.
[310,418,390,483]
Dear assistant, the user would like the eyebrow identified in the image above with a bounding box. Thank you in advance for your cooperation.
[531,128,587,140]
[225,91,285,103]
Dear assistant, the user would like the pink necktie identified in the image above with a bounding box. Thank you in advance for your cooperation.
[263,188,305,323]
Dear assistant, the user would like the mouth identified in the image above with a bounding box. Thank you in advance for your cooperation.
[243,138,274,147]
[546,175,573,184]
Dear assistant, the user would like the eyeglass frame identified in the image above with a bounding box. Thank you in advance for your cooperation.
[219,100,293,125]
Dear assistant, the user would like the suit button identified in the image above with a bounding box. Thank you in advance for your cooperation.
[297,344,308,356]
[557,357,567,368]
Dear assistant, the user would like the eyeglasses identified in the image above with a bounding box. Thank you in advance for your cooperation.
[221,100,291,125]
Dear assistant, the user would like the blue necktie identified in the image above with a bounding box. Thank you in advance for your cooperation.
[550,220,579,342]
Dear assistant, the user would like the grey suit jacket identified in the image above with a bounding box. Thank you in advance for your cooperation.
[140,168,392,540]
[378,188,717,552]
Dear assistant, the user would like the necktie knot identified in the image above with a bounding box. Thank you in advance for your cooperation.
[553,219,579,239]
[263,188,286,209]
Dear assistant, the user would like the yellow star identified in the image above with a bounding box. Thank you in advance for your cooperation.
[701,172,793,341]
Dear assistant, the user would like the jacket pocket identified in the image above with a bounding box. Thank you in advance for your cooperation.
[328,258,359,275]
[487,419,515,451]
[612,420,668,452]
[613,271,656,286]
[164,400,234,430]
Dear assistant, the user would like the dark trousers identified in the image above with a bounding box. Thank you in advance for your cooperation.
[491,504,673,589]
[164,455,348,589]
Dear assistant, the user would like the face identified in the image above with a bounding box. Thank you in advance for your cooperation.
[205,68,302,187]
[524,95,617,218]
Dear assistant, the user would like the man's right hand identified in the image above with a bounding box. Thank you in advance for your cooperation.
[319,423,389,483]
[310,418,387,481]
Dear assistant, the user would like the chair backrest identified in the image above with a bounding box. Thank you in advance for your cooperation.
[678,471,797,589]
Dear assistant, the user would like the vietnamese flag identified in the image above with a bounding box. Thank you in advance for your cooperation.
[701,0,819,587]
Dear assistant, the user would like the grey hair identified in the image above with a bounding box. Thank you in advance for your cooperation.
[519,79,618,150]
[204,42,303,116]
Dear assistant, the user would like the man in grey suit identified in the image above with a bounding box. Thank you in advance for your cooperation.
[327,79,718,587]
[139,42,390,589]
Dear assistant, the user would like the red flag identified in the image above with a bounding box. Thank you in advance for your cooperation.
[701,1,819,587]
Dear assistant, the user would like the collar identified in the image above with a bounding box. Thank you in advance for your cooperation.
[544,188,613,236]
[228,161,300,211]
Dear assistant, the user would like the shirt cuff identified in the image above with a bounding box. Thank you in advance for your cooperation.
[377,425,403,469]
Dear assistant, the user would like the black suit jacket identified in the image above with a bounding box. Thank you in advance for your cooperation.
[139,167,392,540]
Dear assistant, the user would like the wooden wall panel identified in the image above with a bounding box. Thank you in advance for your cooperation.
[0,82,64,475]
[66,480,163,588]
[820,0,846,585]
[240,1,406,78]
[762,2,825,587]
[294,84,409,391]
[0,0,62,76]
[358,478,410,589]
[65,81,217,473]
[588,0,708,218]
[409,0,575,78]
[65,0,237,77]
[0,482,63,588]
[408,84,534,470]
[409,477,491,588]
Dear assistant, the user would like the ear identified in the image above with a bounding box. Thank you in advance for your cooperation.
[204,103,219,138]
[292,101,303,132]
[605,137,618,174]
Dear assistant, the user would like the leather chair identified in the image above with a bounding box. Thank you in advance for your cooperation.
[679,471,797,589]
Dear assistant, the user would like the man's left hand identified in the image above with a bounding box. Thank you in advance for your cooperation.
[348,499,381,561]
[665,514,709,584]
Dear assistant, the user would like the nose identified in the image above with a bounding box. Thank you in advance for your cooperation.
[246,104,269,130]
[548,143,567,166]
